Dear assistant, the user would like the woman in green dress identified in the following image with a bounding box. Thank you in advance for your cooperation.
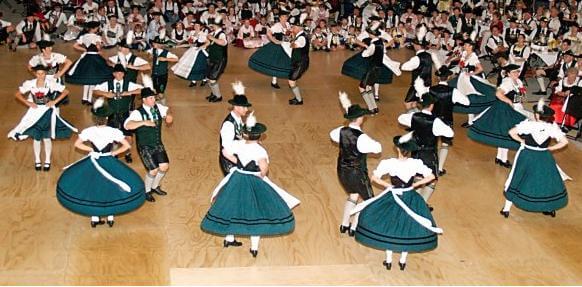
[351,132,442,271]
[500,99,569,218]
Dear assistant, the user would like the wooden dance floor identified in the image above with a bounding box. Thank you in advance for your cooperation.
[0,45,581,285]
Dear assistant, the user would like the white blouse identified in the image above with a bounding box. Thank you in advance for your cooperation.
[19,78,65,100]
[28,53,67,68]
[79,126,125,151]
[227,140,269,166]
[515,120,565,145]
[373,158,433,182]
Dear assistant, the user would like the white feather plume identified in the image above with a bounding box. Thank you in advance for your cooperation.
[338,91,351,112]
[370,20,381,32]
[93,97,105,110]
[246,111,257,129]
[417,25,427,41]
[141,74,155,90]
[399,131,414,144]
[537,98,545,113]
[231,81,245,95]
[414,77,429,98]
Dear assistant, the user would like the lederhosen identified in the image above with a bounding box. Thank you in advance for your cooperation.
[136,105,169,171]
[106,80,133,136]
[206,30,228,81]
[289,32,310,81]
[106,6,120,19]
[46,11,62,34]
[258,2,269,17]
[405,51,432,103]
[361,39,384,87]
[411,113,439,178]
[337,127,374,200]
[218,113,242,176]
[152,49,170,93]
[20,20,38,45]
[487,35,507,60]
[504,28,519,47]
[386,15,397,29]
[430,84,455,145]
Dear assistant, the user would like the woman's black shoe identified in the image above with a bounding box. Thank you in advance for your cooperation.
[145,192,156,202]
[398,262,406,271]
[188,82,197,87]
[348,229,355,237]
[91,220,105,228]
[35,163,42,171]
[151,187,167,196]
[223,240,243,248]
[271,82,280,89]
[382,261,392,270]
[107,220,114,227]
[542,211,556,217]
[43,163,51,172]
[250,249,258,257]
[339,224,350,234]
[499,210,510,218]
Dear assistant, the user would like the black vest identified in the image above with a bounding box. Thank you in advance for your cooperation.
[460,18,475,34]
[106,80,132,113]
[412,51,433,85]
[533,28,551,45]
[338,127,367,171]
[430,84,455,126]
[136,105,163,147]
[504,28,519,46]
[411,112,438,150]
[208,31,228,61]
[370,40,384,67]
[522,134,551,148]
[291,33,309,63]
[219,113,242,148]
[390,176,414,188]
[175,29,184,41]
[119,54,138,82]
[23,20,38,37]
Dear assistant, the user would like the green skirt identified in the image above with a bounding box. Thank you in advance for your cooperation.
[505,147,568,212]
[248,43,292,78]
[201,171,295,236]
[355,190,438,252]
[57,156,146,216]
[66,54,113,85]
[23,108,76,140]
[341,52,393,84]
[468,101,526,150]
[450,76,497,114]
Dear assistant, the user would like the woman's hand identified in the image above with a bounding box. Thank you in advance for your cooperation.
[29,102,38,109]
[46,100,56,107]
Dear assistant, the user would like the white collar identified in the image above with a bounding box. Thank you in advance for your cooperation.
[416,49,426,54]
[348,123,362,131]
[421,109,432,115]
[438,81,449,85]
[230,111,242,124]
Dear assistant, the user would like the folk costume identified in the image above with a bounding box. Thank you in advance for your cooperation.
[57,101,145,227]
[29,40,72,83]
[201,112,300,258]
[351,133,442,271]
[401,26,434,110]
[205,16,229,103]
[218,82,252,176]
[109,41,151,84]
[549,76,581,128]
[288,21,310,105]
[66,22,113,105]
[8,65,77,171]
[124,88,172,202]
[248,15,292,87]
[468,64,528,168]
[430,67,470,175]
[397,89,454,203]
[148,37,179,104]
[501,101,569,218]
[330,92,382,236]
[171,25,208,86]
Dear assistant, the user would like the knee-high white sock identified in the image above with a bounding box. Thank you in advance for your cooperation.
[438,144,449,172]
[271,77,277,84]
[291,86,302,101]
[91,216,99,222]
[250,236,260,251]
[385,250,393,263]
[536,77,546,92]
[33,140,42,163]
[496,148,508,162]
[43,138,52,164]
[152,171,166,189]
[341,200,357,227]
[468,114,475,125]
[366,90,378,109]
[374,83,380,96]
[361,91,373,110]
[144,173,155,192]
[503,200,513,212]
[399,252,408,263]
[225,234,235,242]
[350,212,360,231]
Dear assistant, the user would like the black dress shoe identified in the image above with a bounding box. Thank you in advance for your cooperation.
[91,220,105,228]
[223,240,243,247]
[500,210,510,218]
[382,261,392,270]
[151,187,167,196]
[188,82,197,87]
[205,93,214,100]
[461,122,471,128]
[43,163,51,172]
[374,95,380,102]
[208,95,223,103]
[35,163,42,171]
[371,108,379,115]
[533,90,547,96]
[124,153,132,163]
[438,169,446,177]
[542,211,556,217]
[250,249,258,257]
[428,205,434,212]
[339,224,350,234]
[271,82,281,89]
[398,262,406,271]
[289,98,303,105]
[145,192,156,202]
[107,220,114,227]
[348,229,355,237]
[500,161,512,168]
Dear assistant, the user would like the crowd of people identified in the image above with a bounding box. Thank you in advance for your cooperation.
[2,0,581,272]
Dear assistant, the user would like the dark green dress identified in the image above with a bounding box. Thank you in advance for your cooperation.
[449,75,497,114]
